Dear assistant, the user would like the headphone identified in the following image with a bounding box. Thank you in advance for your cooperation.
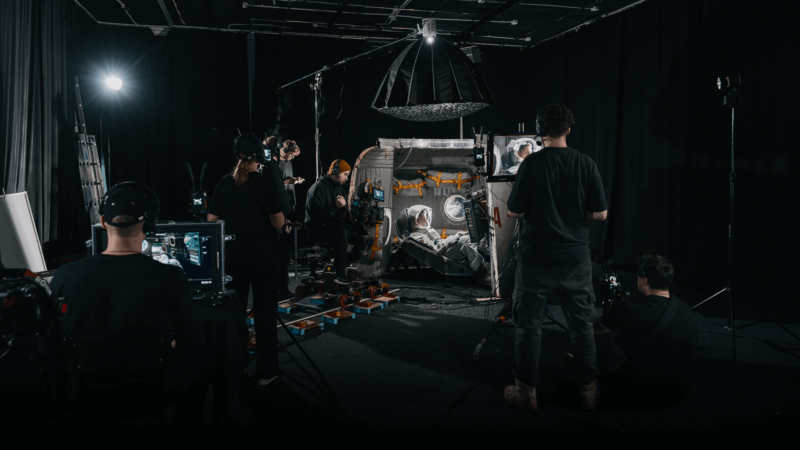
[637,259,648,278]
[535,104,576,137]
[331,159,340,175]
[99,181,160,234]
[233,134,267,163]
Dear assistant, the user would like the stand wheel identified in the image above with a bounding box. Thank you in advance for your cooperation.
[295,285,306,299]
[352,291,362,304]
[367,286,380,299]
[381,283,390,296]
[337,294,350,308]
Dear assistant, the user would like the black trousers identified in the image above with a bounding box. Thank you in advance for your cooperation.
[225,240,279,378]
[511,255,598,387]
[311,221,359,274]
[278,229,292,290]
[277,207,296,291]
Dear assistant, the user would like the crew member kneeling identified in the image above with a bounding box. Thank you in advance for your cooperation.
[208,135,287,387]
[594,255,698,407]
[50,182,206,414]
[304,159,357,282]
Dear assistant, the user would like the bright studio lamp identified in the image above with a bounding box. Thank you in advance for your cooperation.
[105,76,123,91]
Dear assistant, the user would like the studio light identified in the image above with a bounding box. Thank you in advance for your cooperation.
[105,76,122,91]
[372,37,494,122]
[426,36,435,44]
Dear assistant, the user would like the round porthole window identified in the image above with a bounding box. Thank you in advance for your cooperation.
[443,194,467,223]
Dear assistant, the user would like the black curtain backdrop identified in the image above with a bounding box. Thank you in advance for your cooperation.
[0,0,71,247]
[57,0,794,311]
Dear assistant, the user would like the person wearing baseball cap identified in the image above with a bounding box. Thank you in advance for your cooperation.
[303,158,357,282]
[49,181,206,421]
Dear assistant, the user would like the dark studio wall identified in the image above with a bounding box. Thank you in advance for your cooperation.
[59,0,795,312]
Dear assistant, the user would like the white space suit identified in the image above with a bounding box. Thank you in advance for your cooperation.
[397,205,486,271]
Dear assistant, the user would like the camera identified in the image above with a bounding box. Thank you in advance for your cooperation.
[350,181,385,233]
[595,257,631,312]
[1,269,56,341]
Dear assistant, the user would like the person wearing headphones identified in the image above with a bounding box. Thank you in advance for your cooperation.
[304,159,356,282]
[264,136,304,299]
[50,182,207,415]
[207,135,287,387]
[504,104,608,412]
[593,255,697,408]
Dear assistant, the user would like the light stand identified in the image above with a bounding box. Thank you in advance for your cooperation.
[691,75,742,364]
[278,33,419,179]
[311,72,323,178]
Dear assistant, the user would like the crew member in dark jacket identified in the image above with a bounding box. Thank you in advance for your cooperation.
[304,159,357,281]
[594,254,698,408]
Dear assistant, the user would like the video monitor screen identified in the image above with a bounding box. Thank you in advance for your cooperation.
[142,231,216,286]
[487,133,543,182]
[92,222,224,295]
[373,188,385,202]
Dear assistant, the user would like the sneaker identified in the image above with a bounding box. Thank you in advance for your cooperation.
[504,378,537,411]
[578,379,601,410]
[334,276,350,285]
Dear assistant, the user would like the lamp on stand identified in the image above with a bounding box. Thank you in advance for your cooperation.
[691,75,742,363]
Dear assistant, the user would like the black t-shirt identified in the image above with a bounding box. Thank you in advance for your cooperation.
[50,253,207,376]
[507,146,607,266]
[278,160,296,207]
[601,294,698,388]
[208,170,285,239]
[304,175,348,232]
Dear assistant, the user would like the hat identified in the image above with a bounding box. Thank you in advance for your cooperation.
[102,184,158,228]
[328,159,351,175]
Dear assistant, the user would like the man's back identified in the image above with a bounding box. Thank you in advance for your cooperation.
[508,147,607,266]
[602,294,698,388]
[305,175,346,230]
[51,254,205,374]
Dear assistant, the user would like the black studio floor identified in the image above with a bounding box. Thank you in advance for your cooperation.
[3,266,799,433]
[238,267,800,434]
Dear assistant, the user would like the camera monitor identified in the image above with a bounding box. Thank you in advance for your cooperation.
[373,187,385,202]
[91,221,227,297]
[486,132,543,183]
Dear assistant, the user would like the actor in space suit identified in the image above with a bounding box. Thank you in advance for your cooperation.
[398,205,489,277]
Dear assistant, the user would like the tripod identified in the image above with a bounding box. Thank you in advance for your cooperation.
[691,75,742,363]
[473,298,568,361]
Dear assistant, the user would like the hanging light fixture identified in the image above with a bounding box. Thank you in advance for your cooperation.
[372,21,494,122]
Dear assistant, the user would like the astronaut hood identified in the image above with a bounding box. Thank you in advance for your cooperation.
[509,137,543,154]
[396,204,434,237]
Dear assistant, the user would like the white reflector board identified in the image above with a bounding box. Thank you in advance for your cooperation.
[0,192,47,272]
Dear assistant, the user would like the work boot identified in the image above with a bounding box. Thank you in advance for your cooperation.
[578,379,601,411]
[504,378,537,411]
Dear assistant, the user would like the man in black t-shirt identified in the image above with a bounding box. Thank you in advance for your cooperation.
[304,159,358,282]
[208,135,287,386]
[504,104,608,412]
[51,182,207,413]
[595,255,698,407]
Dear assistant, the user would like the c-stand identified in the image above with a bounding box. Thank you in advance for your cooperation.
[690,75,742,364]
